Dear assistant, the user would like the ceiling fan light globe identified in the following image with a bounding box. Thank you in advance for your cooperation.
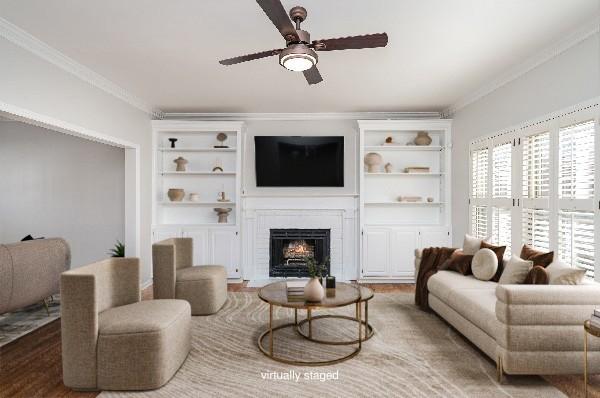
[279,45,318,72]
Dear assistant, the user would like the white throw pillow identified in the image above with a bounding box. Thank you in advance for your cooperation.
[498,256,533,285]
[471,248,498,281]
[547,260,586,285]
[463,234,488,255]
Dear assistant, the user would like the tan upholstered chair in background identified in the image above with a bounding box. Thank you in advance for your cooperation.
[153,238,227,315]
[61,258,191,391]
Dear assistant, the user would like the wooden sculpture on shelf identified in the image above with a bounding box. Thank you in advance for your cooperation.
[174,157,188,171]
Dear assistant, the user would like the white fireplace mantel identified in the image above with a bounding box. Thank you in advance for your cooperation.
[241,195,359,283]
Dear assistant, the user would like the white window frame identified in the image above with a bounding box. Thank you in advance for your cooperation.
[468,99,600,280]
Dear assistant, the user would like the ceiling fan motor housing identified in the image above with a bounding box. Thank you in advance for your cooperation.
[279,44,318,71]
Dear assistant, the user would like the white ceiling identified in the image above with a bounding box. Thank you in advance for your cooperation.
[0,0,598,113]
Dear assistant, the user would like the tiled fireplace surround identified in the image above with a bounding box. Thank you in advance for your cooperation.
[241,196,358,282]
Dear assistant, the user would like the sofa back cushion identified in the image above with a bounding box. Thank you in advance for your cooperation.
[520,245,554,267]
[499,256,533,284]
[439,250,474,275]
[480,242,507,282]
[472,248,498,281]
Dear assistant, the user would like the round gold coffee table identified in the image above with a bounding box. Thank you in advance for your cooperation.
[257,282,373,366]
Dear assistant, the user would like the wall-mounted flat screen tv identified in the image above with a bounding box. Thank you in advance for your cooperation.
[254,136,344,187]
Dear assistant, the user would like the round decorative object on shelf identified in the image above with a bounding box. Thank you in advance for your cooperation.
[414,131,432,146]
[167,188,185,202]
[189,193,200,202]
[214,208,232,223]
[384,163,393,173]
[364,152,382,173]
[427,197,434,203]
[215,132,229,148]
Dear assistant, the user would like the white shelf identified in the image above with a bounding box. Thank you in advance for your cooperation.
[159,201,236,206]
[160,171,236,176]
[365,172,443,176]
[364,145,443,152]
[364,201,445,206]
[159,147,236,152]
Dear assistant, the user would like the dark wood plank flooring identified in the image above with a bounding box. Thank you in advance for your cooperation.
[0,283,596,397]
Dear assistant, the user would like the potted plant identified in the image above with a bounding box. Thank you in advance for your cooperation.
[304,257,326,302]
[108,240,125,257]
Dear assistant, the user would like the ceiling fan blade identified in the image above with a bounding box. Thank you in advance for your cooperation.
[303,65,323,85]
[312,33,388,51]
[256,0,299,41]
[219,49,283,66]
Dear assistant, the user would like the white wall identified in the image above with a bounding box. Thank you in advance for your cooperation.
[451,32,600,246]
[242,119,358,196]
[0,121,125,267]
[0,37,153,283]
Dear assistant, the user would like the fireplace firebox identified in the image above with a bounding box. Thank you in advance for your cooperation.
[269,229,330,277]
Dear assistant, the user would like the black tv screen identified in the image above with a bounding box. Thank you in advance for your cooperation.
[255,136,344,187]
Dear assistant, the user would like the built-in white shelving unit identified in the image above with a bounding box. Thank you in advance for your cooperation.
[358,119,452,282]
[152,121,244,279]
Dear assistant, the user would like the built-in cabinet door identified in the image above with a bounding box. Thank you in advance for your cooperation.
[419,228,450,249]
[209,229,240,278]
[181,228,210,266]
[152,227,181,242]
[389,229,418,277]
[362,228,389,277]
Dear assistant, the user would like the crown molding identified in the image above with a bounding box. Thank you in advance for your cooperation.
[159,111,441,121]
[0,17,162,118]
[442,16,600,118]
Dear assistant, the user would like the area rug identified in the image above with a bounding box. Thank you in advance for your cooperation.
[101,292,565,398]
[0,295,60,348]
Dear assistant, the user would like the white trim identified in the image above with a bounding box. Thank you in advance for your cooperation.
[160,112,441,121]
[443,16,600,117]
[0,17,162,118]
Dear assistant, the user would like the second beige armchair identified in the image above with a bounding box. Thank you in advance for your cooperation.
[152,238,227,315]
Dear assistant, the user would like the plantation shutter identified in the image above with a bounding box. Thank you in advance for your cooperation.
[471,149,488,198]
[493,143,512,198]
[558,210,595,277]
[522,132,550,199]
[471,206,488,239]
[522,208,550,252]
[559,121,595,199]
[492,207,512,255]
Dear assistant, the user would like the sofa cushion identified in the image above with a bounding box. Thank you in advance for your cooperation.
[472,248,498,281]
[445,288,500,339]
[520,245,554,268]
[480,242,507,282]
[427,270,497,302]
[99,299,190,335]
[523,265,549,284]
[499,256,533,285]
[439,250,473,275]
[176,265,227,282]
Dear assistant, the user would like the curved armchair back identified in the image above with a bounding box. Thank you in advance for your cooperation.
[152,238,193,299]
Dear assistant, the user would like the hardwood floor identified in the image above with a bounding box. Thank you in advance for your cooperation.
[1,283,597,397]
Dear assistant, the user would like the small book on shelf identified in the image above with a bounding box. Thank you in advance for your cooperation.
[593,309,600,318]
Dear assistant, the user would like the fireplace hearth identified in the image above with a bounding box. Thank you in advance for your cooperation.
[269,229,330,277]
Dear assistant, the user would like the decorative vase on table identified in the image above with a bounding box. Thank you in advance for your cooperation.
[304,277,325,302]
[414,131,432,146]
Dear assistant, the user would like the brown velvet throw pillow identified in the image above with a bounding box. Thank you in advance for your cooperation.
[524,265,550,285]
[439,250,474,275]
[479,241,507,282]
[520,245,554,268]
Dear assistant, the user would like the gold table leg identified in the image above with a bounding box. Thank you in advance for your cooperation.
[585,326,588,397]
[42,298,50,316]
[308,308,312,339]
[357,302,362,349]
[269,304,273,357]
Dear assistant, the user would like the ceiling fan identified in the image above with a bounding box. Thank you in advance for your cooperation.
[218,0,388,85]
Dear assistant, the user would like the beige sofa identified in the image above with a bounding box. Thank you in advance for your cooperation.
[61,257,191,391]
[0,238,70,314]
[415,250,600,377]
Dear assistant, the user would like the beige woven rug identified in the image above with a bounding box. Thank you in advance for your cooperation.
[101,292,564,398]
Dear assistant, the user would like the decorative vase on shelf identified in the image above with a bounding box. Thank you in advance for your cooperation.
[364,152,383,173]
[167,188,185,202]
[384,162,393,173]
[304,277,325,302]
[174,156,188,171]
[414,131,432,146]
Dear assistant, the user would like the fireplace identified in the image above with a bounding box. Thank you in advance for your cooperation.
[269,229,330,277]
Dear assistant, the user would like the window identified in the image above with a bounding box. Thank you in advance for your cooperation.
[471,206,488,240]
[493,142,511,198]
[471,148,488,198]
[559,121,595,199]
[492,207,511,255]
[522,208,550,252]
[558,210,595,277]
[522,132,550,199]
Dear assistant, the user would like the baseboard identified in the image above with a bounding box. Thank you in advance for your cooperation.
[357,278,415,284]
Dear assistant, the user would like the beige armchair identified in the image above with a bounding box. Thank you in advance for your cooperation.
[61,258,191,391]
[153,238,227,315]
